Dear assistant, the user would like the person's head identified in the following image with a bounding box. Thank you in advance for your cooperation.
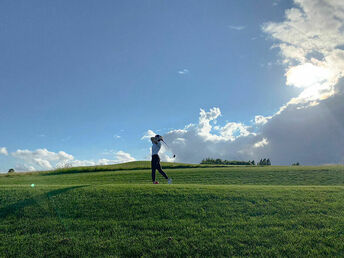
[155,135,163,141]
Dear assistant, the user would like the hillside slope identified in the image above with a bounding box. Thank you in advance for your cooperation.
[1,163,344,257]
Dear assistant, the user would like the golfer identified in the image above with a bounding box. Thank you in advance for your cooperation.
[151,135,172,184]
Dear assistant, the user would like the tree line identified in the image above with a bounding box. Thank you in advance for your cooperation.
[257,158,271,166]
[201,158,272,166]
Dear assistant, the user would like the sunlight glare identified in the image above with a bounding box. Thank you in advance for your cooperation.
[286,63,331,89]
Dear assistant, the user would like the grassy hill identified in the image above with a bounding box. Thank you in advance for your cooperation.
[1,162,344,257]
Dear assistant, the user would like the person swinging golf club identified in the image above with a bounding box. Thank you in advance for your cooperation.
[151,135,172,184]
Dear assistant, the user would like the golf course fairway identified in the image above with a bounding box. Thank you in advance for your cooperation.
[1,162,344,257]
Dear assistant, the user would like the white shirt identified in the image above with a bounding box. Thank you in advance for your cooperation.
[152,141,161,155]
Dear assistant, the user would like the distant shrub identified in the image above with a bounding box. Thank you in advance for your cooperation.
[292,162,300,166]
[258,158,272,166]
[201,158,252,165]
[8,168,15,173]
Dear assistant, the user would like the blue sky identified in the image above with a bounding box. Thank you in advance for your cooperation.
[1,0,344,171]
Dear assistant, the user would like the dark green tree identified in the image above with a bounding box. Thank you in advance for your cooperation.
[267,159,271,166]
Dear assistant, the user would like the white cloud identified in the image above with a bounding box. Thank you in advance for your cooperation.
[254,115,271,125]
[228,25,246,31]
[198,107,222,140]
[114,151,136,163]
[141,129,156,140]
[60,151,136,168]
[12,149,74,162]
[0,147,8,156]
[178,69,189,75]
[142,108,257,163]
[196,108,254,142]
[14,164,36,172]
[34,158,54,170]
[172,138,186,145]
[263,0,344,107]
[220,122,252,141]
[11,148,136,171]
[12,148,74,170]
[254,138,269,148]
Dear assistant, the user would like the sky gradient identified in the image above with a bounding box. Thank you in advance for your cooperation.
[1,0,344,171]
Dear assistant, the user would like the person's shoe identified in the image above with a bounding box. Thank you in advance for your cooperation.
[153,181,159,184]
[168,178,172,184]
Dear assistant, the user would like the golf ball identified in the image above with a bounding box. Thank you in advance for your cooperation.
[31,184,35,188]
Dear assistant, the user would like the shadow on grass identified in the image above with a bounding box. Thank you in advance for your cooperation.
[0,185,88,219]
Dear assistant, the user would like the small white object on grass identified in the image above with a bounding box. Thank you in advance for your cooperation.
[31,184,35,188]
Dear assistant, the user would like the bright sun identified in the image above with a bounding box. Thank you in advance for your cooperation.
[286,63,331,89]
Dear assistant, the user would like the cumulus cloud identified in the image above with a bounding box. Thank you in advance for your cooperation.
[198,108,254,142]
[254,115,271,125]
[145,93,344,165]
[142,108,258,163]
[12,149,74,170]
[12,149,74,161]
[220,122,252,141]
[14,164,36,172]
[254,138,269,148]
[113,151,136,163]
[263,0,344,107]
[11,148,136,172]
[0,147,8,156]
[141,130,156,140]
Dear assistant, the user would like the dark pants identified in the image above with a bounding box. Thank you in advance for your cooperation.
[151,154,168,182]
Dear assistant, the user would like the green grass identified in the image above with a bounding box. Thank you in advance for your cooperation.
[1,162,344,257]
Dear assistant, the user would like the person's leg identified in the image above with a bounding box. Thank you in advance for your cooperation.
[151,155,157,182]
[156,156,168,179]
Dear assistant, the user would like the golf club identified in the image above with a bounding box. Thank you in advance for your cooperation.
[161,139,176,158]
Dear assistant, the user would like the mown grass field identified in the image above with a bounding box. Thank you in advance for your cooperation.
[1,162,344,257]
